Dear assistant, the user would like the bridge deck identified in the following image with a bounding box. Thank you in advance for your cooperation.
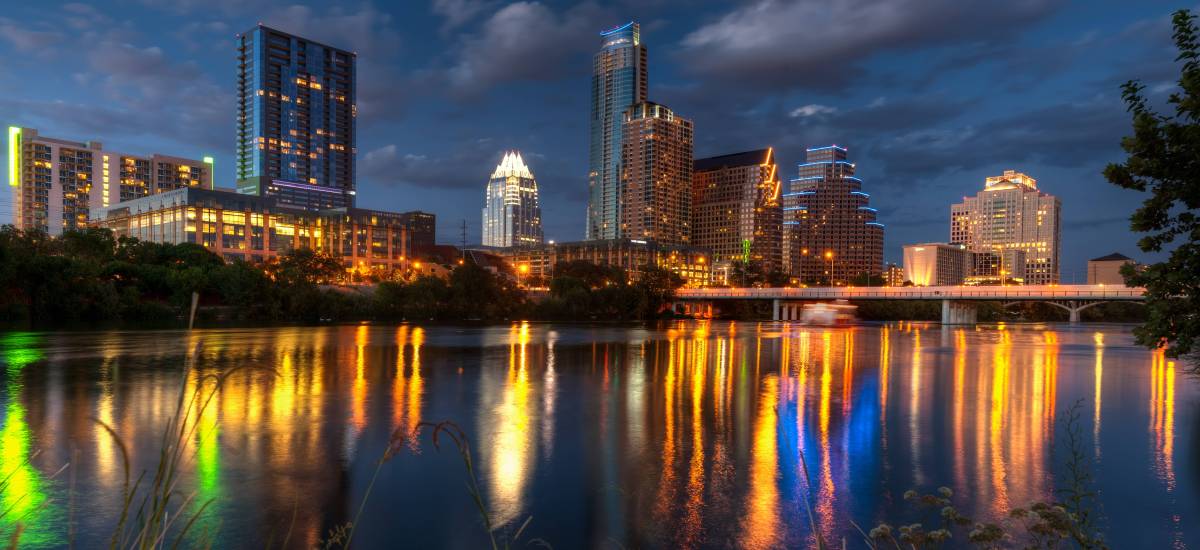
[675,284,1145,301]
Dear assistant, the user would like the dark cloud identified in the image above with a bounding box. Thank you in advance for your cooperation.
[871,99,1127,181]
[676,0,1063,92]
[432,0,495,32]
[444,1,610,97]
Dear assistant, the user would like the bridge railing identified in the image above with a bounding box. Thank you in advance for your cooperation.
[675,284,1146,301]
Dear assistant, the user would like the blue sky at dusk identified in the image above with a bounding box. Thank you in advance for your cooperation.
[0,0,1187,277]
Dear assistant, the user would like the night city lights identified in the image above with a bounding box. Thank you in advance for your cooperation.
[1,1,1199,548]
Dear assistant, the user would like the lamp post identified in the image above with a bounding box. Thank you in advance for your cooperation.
[801,248,809,287]
[825,250,834,287]
[518,263,530,287]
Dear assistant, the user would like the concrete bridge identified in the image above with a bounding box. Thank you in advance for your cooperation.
[673,285,1146,324]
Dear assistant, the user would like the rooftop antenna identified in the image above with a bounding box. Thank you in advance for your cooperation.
[460,219,468,263]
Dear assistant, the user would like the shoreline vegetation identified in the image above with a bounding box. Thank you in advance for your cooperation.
[0,226,1145,330]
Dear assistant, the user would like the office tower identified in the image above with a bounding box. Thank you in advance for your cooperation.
[481,150,543,248]
[236,25,356,210]
[883,263,905,286]
[587,21,647,240]
[781,145,884,284]
[7,127,211,235]
[620,102,693,245]
[950,170,1061,284]
[692,148,782,281]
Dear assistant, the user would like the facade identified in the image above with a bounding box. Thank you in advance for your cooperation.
[481,151,543,248]
[92,187,432,274]
[8,127,212,235]
[500,239,711,288]
[692,148,783,280]
[951,170,1061,284]
[236,25,356,211]
[903,243,973,286]
[587,21,647,240]
[967,249,1027,285]
[398,211,436,255]
[781,145,884,284]
[1087,252,1135,285]
[883,263,905,286]
[619,102,693,246]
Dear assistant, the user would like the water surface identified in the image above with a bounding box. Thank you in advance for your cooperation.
[0,322,1195,548]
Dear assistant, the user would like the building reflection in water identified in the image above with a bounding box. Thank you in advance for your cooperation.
[0,323,1192,548]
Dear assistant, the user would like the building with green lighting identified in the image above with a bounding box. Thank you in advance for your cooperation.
[7,127,213,235]
[691,148,783,284]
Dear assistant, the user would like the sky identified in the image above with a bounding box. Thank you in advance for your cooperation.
[0,0,1190,278]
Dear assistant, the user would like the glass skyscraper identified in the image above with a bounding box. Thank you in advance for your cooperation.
[236,24,356,211]
[482,150,543,248]
[586,21,647,240]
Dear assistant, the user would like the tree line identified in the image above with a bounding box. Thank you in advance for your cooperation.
[0,226,687,327]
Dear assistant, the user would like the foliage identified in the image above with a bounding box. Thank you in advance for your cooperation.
[1104,9,1200,358]
[534,261,685,321]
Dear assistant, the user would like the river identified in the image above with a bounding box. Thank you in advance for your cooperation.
[0,322,1194,548]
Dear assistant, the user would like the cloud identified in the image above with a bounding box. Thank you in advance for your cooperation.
[445,2,608,97]
[361,142,502,190]
[789,104,836,118]
[432,0,494,32]
[678,0,1063,91]
[261,5,400,57]
[871,98,1127,180]
[0,18,63,51]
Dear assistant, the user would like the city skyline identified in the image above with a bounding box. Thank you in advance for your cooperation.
[0,1,1181,274]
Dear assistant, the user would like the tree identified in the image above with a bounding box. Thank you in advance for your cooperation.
[267,248,345,286]
[1104,9,1200,359]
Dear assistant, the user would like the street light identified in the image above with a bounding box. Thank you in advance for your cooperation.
[824,250,834,287]
[518,263,530,287]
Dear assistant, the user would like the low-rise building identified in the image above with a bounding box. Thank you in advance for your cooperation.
[499,239,711,288]
[903,243,973,286]
[1087,253,1135,285]
[883,263,905,286]
[92,187,434,277]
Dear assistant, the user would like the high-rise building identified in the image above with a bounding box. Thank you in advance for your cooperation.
[587,21,647,240]
[620,102,693,246]
[692,148,782,281]
[781,145,884,284]
[236,25,356,211]
[883,263,905,286]
[951,170,1061,284]
[7,127,212,235]
[481,151,543,248]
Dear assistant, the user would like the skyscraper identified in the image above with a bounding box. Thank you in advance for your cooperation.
[482,150,543,248]
[691,148,782,280]
[236,25,356,211]
[7,127,212,235]
[951,170,1061,284]
[620,102,693,246]
[587,21,647,240]
[782,145,884,284]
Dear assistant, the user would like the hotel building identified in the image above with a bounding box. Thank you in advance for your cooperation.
[93,187,433,273]
[236,24,356,210]
[481,151,543,248]
[691,148,782,282]
[620,102,693,246]
[951,170,1060,284]
[587,21,647,240]
[8,127,212,235]
[781,145,884,284]
[500,239,711,288]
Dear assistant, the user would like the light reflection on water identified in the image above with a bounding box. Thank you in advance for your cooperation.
[0,322,1195,548]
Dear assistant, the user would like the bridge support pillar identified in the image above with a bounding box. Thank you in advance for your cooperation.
[941,300,977,325]
[772,299,781,321]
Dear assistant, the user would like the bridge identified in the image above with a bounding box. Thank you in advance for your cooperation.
[673,285,1147,324]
